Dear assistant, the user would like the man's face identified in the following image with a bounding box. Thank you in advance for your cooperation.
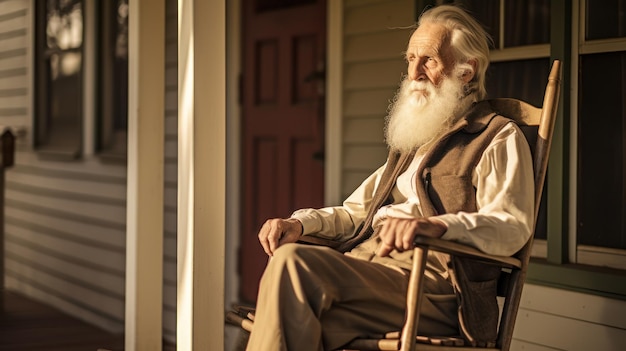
[405,23,455,92]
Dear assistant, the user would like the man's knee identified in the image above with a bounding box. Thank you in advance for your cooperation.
[271,243,330,265]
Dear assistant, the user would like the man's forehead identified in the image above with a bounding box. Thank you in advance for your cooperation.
[407,23,451,53]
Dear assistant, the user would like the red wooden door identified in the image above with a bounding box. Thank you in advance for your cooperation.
[240,0,327,303]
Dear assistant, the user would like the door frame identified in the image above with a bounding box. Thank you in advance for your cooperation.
[223,0,343,310]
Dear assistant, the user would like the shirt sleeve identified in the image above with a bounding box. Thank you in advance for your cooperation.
[290,163,388,242]
[436,123,535,256]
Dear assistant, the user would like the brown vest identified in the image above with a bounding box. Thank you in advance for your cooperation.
[341,101,514,345]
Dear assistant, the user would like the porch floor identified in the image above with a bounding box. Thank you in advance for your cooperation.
[0,289,174,351]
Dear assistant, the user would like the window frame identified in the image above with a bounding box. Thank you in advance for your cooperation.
[416,0,626,300]
[33,0,128,162]
[33,0,85,160]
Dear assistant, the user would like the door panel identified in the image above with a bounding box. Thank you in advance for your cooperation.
[240,0,326,303]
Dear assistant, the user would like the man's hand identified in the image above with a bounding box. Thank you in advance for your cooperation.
[376,217,447,257]
[258,218,303,256]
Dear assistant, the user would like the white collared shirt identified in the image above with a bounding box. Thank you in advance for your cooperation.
[292,122,535,256]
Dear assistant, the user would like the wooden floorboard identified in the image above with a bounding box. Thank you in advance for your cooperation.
[0,290,175,351]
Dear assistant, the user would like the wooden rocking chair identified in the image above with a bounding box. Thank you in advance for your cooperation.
[227,59,562,351]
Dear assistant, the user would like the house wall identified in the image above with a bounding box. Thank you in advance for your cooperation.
[340,0,412,199]
[0,0,127,333]
[162,0,178,342]
[0,0,178,341]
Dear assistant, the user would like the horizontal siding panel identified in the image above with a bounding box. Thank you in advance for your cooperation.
[165,138,177,158]
[0,93,26,108]
[344,30,408,63]
[344,89,395,117]
[344,0,413,36]
[5,259,124,320]
[163,283,176,310]
[5,240,124,295]
[0,115,29,130]
[0,34,26,50]
[342,170,373,199]
[6,187,126,225]
[0,0,28,11]
[513,308,626,351]
[7,169,126,201]
[0,9,27,33]
[165,16,177,42]
[344,59,406,90]
[520,284,626,330]
[510,340,564,351]
[165,89,177,110]
[163,259,176,283]
[6,206,125,248]
[165,115,177,134]
[165,41,176,62]
[165,64,177,87]
[0,56,27,73]
[163,309,176,343]
[0,72,27,88]
[5,276,124,333]
[343,144,387,170]
[164,186,176,206]
[13,151,127,178]
[164,235,176,261]
[5,224,125,272]
[343,117,384,144]
[164,211,177,233]
[165,163,177,183]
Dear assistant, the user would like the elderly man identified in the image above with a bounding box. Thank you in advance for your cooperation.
[246,4,534,351]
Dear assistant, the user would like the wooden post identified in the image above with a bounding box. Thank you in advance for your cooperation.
[0,129,14,311]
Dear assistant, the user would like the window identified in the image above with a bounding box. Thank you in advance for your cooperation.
[455,0,551,247]
[576,0,626,269]
[34,0,128,161]
[34,0,84,158]
[98,0,129,161]
[429,0,626,297]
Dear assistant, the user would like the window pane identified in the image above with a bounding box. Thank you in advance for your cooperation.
[98,0,128,157]
[586,0,626,40]
[503,0,550,47]
[46,0,83,50]
[486,59,550,106]
[457,0,500,49]
[35,0,84,155]
[46,52,82,148]
[486,59,551,240]
[578,52,626,249]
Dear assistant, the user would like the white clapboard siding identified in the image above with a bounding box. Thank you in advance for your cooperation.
[0,9,26,33]
[0,50,27,69]
[341,0,414,198]
[512,284,626,350]
[162,0,178,343]
[0,0,129,334]
[344,89,396,117]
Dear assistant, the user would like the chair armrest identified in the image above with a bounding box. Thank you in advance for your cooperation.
[297,235,342,250]
[413,236,522,269]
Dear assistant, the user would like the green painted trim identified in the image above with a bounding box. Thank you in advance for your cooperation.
[546,0,572,264]
[528,260,626,301]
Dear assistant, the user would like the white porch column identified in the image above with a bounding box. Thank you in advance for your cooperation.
[177,0,226,349]
[126,0,165,350]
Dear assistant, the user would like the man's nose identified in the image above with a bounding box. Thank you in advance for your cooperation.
[408,60,425,81]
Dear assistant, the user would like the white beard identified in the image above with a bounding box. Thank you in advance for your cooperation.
[384,73,475,153]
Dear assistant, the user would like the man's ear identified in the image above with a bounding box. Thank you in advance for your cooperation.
[461,59,477,84]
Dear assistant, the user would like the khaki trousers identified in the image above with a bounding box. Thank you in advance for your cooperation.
[246,243,458,351]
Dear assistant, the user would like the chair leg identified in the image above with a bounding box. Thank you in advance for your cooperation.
[400,247,428,351]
